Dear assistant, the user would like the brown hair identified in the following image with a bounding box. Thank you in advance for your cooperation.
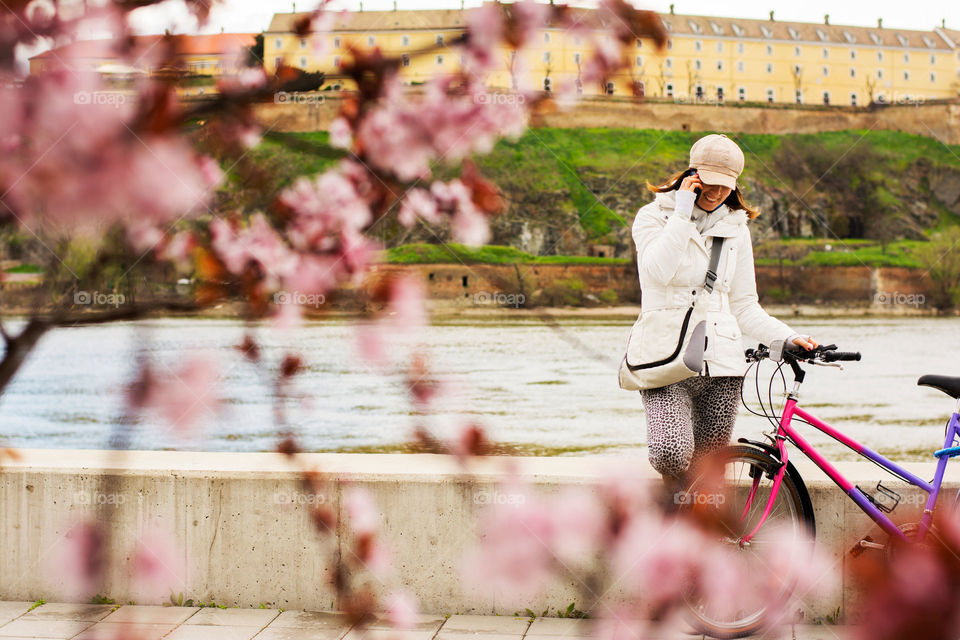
[646,168,760,219]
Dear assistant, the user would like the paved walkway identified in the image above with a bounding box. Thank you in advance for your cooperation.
[0,602,858,639]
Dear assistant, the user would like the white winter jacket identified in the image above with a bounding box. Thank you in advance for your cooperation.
[631,190,796,377]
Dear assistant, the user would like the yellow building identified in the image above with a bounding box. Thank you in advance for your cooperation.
[265,4,960,106]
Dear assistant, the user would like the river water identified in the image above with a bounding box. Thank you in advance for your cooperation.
[0,316,957,462]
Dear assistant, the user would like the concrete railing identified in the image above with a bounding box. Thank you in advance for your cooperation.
[1,450,957,620]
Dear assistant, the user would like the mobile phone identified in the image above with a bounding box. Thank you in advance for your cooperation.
[690,169,702,197]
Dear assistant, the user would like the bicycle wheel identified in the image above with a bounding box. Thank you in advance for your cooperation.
[679,445,816,639]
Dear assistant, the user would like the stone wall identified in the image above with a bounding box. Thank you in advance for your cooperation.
[359,263,934,308]
[250,95,960,145]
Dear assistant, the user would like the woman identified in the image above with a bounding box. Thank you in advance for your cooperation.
[631,134,817,489]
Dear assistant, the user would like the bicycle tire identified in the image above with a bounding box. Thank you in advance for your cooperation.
[679,445,816,639]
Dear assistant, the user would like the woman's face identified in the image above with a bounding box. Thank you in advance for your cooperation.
[696,182,732,210]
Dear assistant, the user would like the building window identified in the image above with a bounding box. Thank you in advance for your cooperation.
[636,38,642,48]
[436,54,443,65]
[904,53,910,63]
[850,67,856,78]
[795,89,803,104]
[794,64,801,74]
[877,51,883,61]
[766,88,775,102]
[695,59,702,70]
[930,54,936,65]
[695,40,702,51]
[543,51,550,63]
[544,32,550,43]
[823,91,830,105]
[606,81,615,95]
[716,86,724,101]
[665,57,673,68]
[574,52,581,64]
[716,41,723,53]
[273,56,282,68]
[877,69,883,79]
[737,60,745,72]
[436,34,444,46]
[822,66,829,76]
[401,35,409,46]
[299,38,307,49]
[636,55,642,66]
[401,54,410,67]
[766,44,773,56]
[766,62,773,74]
[695,85,704,100]
[274,38,282,49]
[737,43,744,54]
[822,48,829,58]
[850,92,858,106]
[333,55,341,67]
[794,46,801,57]
[738,86,746,101]
[544,77,551,92]
[666,82,674,98]
[904,70,910,81]
[367,35,375,47]
[716,60,723,71]
[850,49,856,60]
[299,56,307,68]
[930,72,936,83]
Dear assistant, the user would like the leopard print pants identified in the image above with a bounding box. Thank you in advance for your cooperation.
[640,376,743,478]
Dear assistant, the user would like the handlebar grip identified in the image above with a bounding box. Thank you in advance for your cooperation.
[822,351,861,362]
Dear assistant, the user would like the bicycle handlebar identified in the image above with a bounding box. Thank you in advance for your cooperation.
[746,343,862,364]
[821,351,862,362]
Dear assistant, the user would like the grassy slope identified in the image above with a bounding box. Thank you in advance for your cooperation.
[231,128,960,266]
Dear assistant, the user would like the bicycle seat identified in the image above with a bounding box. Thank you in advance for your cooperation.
[918,375,960,399]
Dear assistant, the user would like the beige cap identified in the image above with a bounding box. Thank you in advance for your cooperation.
[689,134,744,189]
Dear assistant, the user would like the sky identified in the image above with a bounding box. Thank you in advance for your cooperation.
[125,0,960,36]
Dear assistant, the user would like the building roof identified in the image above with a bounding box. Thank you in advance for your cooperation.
[659,13,952,50]
[935,27,960,48]
[29,33,256,61]
[266,5,951,52]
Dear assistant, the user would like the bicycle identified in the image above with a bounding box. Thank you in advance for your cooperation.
[680,342,960,639]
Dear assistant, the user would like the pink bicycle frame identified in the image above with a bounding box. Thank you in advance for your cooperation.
[741,397,960,544]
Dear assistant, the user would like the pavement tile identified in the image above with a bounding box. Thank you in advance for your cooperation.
[184,608,280,627]
[166,625,263,640]
[0,619,93,638]
[525,617,591,637]
[72,623,176,640]
[440,615,529,634]
[252,627,348,640]
[270,611,354,629]
[100,605,199,625]
[0,603,33,627]
[435,634,524,640]
[20,604,113,622]
[341,631,436,640]
[792,625,855,640]
[366,612,445,632]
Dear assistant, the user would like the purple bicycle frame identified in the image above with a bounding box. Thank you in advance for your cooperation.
[741,398,960,544]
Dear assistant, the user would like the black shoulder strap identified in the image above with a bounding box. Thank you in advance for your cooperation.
[704,237,725,294]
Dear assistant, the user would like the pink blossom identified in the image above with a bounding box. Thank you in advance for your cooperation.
[430,179,491,246]
[131,357,221,435]
[385,591,419,630]
[344,487,380,535]
[356,276,427,368]
[463,3,503,74]
[512,0,551,47]
[48,520,104,600]
[329,116,353,149]
[130,528,184,603]
[397,188,442,227]
[211,215,299,290]
[281,170,373,249]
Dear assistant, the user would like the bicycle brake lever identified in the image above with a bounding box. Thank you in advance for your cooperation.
[809,360,844,370]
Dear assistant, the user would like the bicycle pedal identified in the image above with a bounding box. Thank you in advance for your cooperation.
[850,535,885,557]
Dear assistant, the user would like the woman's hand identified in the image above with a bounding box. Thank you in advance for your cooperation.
[792,335,819,350]
[679,173,703,193]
